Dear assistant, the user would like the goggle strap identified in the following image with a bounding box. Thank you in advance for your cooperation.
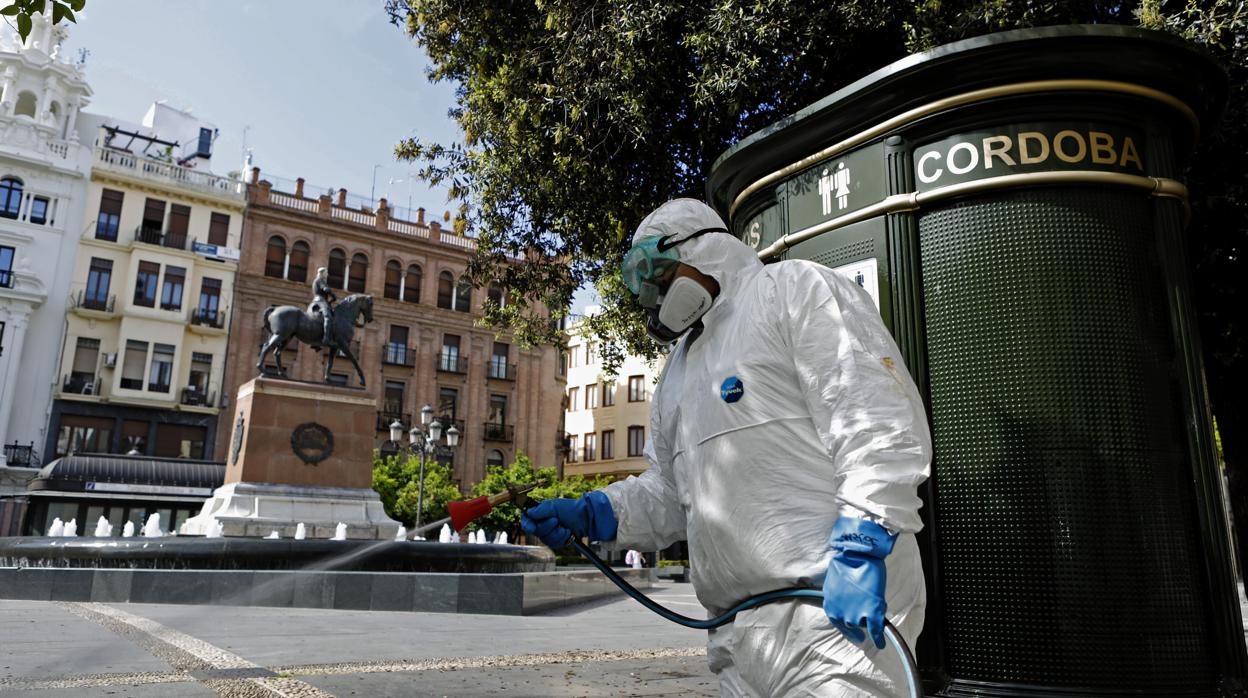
[656,226,727,252]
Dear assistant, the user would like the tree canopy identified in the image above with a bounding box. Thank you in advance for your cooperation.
[388,0,1248,562]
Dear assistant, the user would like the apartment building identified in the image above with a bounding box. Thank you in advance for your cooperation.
[0,15,92,480]
[215,172,565,488]
[562,314,664,480]
[47,102,244,463]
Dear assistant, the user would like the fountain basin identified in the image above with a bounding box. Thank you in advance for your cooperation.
[0,537,554,573]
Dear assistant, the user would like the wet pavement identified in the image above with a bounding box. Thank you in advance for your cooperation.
[0,580,716,697]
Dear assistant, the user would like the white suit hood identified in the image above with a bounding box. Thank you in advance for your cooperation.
[631,198,762,328]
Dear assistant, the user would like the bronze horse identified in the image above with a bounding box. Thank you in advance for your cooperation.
[257,293,374,386]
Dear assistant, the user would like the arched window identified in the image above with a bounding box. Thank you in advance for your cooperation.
[384,260,402,299]
[454,275,472,313]
[14,91,36,118]
[404,264,422,303]
[487,449,505,469]
[287,240,310,283]
[327,248,346,288]
[437,270,454,309]
[0,177,22,219]
[348,253,368,293]
[264,235,286,278]
[487,284,505,308]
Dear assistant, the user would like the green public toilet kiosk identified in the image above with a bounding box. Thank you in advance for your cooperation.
[708,26,1246,697]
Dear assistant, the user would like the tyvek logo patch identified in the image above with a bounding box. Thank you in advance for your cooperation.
[720,376,744,403]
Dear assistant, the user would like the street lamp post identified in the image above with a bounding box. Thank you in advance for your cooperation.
[388,404,460,533]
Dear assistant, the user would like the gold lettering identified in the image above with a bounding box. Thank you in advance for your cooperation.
[1119,136,1144,170]
[1018,132,1049,164]
[1089,131,1117,165]
[982,135,1016,169]
[1054,130,1087,163]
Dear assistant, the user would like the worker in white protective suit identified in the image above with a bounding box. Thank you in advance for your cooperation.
[522,198,932,697]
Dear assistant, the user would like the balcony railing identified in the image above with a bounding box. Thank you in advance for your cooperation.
[434,416,465,435]
[180,387,215,407]
[382,344,417,368]
[191,308,226,328]
[483,422,514,442]
[148,382,171,394]
[95,146,245,198]
[72,291,115,313]
[133,225,188,250]
[3,441,38,467]
[487,359,517,381]
[377,410,411,431]
[437,352,467,374]
[62,372,99,395]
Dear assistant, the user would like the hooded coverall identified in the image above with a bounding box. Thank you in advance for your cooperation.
[602,198,932,697]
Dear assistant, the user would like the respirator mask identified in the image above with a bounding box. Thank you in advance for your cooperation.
[622,227,724,344]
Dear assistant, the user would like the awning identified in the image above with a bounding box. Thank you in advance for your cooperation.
[28,453,224,498]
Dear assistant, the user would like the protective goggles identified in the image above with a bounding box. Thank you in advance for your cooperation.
[621,226,726,299]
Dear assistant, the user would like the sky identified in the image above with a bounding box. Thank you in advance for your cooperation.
[61,0,461,220]
[58,0,596,313]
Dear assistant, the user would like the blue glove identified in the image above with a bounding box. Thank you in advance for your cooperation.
[823,516,897,649]
[520,491,617,549]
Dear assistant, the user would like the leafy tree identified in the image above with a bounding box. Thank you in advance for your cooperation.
[469,451,613,539]
[389,1,1248,568]
[372,451,464,528]
[1,0,83,43]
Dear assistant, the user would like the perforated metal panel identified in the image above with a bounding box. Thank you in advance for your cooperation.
[919,188,1215,691]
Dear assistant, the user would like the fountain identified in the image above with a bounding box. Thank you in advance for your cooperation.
[121,521,135,537]
[47,518,63,537]
[294,522,306,540]
[141,513,163,538]
[265,531,280,539]
[331,523,347,541]
[93,517,112,538]
[438,524,452,543]
[394,525,406,542]
[63,519,77,537]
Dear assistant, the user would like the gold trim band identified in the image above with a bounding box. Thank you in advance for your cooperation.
[729,79,1197,217]
[755,170,1188,260]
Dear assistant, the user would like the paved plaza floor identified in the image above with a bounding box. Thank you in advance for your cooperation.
[0,580,716,697]
[4,581,1247,697]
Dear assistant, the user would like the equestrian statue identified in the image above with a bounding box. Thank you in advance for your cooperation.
[257,266,374,386]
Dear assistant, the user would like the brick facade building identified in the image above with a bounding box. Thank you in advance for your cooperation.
[215,173,565,488]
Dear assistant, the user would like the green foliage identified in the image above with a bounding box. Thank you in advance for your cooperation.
[468,451,613,538]
[1,0,83,42]
[371,450,464,527]
[657,559,688,568]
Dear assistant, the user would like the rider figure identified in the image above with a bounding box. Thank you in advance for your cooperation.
[309,267,337,350]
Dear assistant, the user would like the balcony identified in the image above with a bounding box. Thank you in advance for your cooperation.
[133,225,188,251]
[483,422,514,443]
[71,290,116,315]
[62,372,99,396]
[95,146,245,199]
[3,441,38,468]
[434,416,465,435]
[487,359,517,381]
[436,352,467,374]
[191,308,226,329]
[180,387,215,407]
[382,344,417,368]
[377,410,411,432]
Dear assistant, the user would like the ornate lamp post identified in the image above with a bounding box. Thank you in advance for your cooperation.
[388,404,460,532]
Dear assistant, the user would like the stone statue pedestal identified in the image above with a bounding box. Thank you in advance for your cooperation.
[181,377,401,540]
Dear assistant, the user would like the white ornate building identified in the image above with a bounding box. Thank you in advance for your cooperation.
[0,14,92,490]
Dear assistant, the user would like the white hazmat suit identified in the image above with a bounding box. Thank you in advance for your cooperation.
[603,199,932,696]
